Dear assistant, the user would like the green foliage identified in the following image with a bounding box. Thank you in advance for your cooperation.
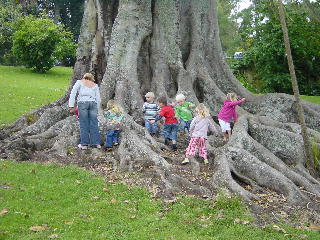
[0,1,22,65]
[230,1,320,95]
[311,136,320,171]
[1,160,319,239]
[0,65,71,126]
[12,16,76,72]
[217,0,242,55]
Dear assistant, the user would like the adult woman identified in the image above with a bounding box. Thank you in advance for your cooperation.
[68,73,101,149]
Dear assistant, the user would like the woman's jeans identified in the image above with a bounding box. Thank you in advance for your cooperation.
[78,101,101,146]
[105,130,120,148]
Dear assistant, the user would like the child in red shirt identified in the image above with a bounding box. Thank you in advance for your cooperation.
[156,96,179,150]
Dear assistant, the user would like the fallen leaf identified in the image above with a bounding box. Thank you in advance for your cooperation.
[64,221,73,225]
[48,234,59,239]
[29,225,47,232]
[110,198,117,203]
[75,180,81,184]
[272,225,286,233]
[242,220,250,225]
[103,188,109,192]
[92,196,100,200]
[0,209,9,216]
[299,234,307,239]
[234,218,241,223]
[59,181,65,184]
[129,215,136,219]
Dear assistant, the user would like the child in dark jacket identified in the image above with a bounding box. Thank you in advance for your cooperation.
[156,96,179,150]
[218,93,245,142]
[182,104,218,165]
[104,100,125,151]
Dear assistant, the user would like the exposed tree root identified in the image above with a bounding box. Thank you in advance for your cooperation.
[1,0,319,214]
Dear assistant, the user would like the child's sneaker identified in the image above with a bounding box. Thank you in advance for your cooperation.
[105,147,113,152]
[164,138,170,146]
[78,144,88,150]
[204,159,209,164]
[113,142,119,146]
[92,145,102,149]
[181,158,190,165]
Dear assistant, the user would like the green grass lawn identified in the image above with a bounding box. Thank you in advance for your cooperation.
[301,95,320,105]
[1,160,318,240]
[0,65,71,127]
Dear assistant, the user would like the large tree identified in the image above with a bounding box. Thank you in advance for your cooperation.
[1,0,320,207]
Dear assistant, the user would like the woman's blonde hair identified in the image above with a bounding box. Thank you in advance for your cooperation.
[226,93,237,101]
[83,73,95,82]
[195,103,210,118]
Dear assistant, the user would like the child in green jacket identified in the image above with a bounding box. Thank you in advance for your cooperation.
[175,93,195,133]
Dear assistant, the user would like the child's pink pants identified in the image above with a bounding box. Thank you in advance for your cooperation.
[186,137,207,160]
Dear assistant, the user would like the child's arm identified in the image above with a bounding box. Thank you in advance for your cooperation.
[225,98,245,107]
[189,118,196,136]
[188,102,196,109]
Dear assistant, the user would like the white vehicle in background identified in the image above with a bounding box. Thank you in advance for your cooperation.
[234,52,244,59]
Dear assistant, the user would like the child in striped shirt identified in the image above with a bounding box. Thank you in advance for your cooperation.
[142,92,160,135]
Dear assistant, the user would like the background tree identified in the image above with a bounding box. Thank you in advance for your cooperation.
[0,2,22,65]
[12,16,76,72]
[1,0,320,208]
[231,0,320,95]
[276,0,314,171]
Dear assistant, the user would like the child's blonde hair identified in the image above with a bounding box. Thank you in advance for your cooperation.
[106,100,123,113]
[175,93,186,102]
[83,73,95,82]
[226,93,237,101]
[145,92,155,99]
[195,103,210,118]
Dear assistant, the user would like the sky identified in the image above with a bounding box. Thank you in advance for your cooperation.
[238,0,252,11]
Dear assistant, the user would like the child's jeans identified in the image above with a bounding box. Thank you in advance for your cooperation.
[179,119,192,133]
[145,120,158,134]
[163,123,179,141]
[105,130,120,148]
[186,137,208,160]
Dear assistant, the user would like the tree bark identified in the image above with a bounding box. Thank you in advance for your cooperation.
[1,0,320,207]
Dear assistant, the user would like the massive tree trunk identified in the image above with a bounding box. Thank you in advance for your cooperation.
[1,0,320,207]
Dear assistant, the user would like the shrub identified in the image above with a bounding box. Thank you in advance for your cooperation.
[12,16,76,72]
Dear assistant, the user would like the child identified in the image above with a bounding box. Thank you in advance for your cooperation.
[104,100,125,151]
[182,104,218,165]
[218,93,245,142]
[175,94,195,134]
[142,92,160,135]
[156,96,179,150]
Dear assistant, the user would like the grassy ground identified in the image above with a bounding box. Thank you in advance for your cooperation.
[301,95,320,105]
[1,160,318,240]
[0,66,71,127]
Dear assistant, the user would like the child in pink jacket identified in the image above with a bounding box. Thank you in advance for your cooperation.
[218,93,245,142]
